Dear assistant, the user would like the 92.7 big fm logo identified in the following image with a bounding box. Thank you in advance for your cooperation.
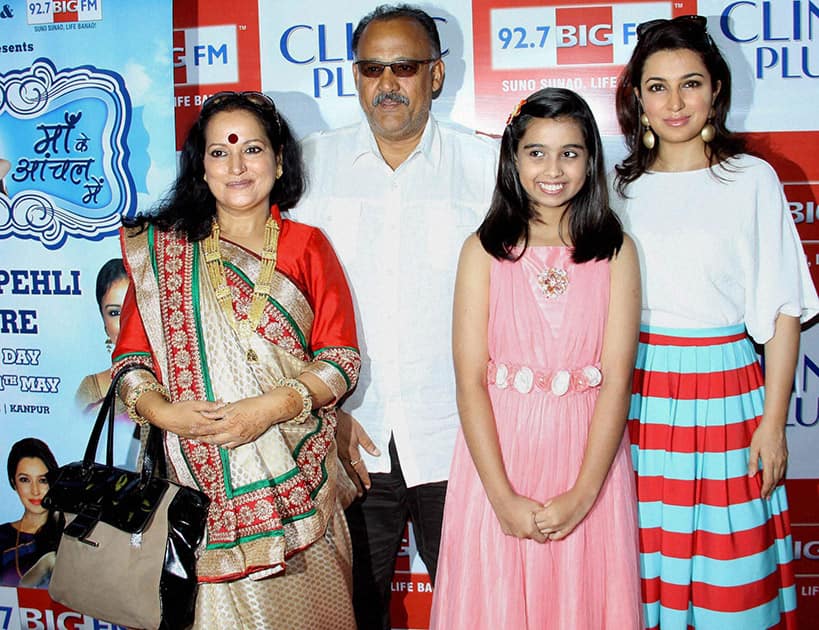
[27,0,102,24]
[471,0,696,135]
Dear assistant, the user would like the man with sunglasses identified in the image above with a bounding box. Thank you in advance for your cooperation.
[295,4,498,629]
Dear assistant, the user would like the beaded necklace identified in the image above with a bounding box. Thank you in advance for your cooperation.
[202,216,280,363]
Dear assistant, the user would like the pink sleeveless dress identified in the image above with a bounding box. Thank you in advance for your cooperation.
[430,246,642,629]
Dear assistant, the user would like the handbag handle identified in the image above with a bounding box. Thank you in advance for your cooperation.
[83,366,164,483]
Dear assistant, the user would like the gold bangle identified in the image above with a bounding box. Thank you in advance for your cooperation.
[125,381,170,426]
[275,377,312,424]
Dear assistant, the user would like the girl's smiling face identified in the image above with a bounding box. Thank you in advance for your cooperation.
[515,116,588,220]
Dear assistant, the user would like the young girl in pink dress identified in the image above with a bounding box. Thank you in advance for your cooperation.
[429,88,642,629]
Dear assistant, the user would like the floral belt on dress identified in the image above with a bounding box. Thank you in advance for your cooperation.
[487,360,602,396]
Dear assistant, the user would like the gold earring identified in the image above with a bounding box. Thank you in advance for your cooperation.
[276,163,283,180]
[700,121,716,143]
[105,337,113,353]
[701,106,717,143]
[640,113,656,150]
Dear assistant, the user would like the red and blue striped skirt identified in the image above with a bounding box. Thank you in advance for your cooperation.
[630,324,797,629]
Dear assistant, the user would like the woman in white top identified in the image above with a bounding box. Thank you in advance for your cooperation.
[610,15,818,630]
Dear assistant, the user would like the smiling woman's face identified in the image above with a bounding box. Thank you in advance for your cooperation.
[637,48,719,150]
[202,108,278,219]
[13,457,49,518]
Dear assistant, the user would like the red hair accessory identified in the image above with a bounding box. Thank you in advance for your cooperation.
[506,99,527,126]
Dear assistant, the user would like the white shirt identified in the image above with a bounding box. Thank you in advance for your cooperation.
[296,116,499,486]
[610,154,819,344]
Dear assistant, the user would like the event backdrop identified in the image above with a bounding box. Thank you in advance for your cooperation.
[0,0,817,628]
[0,0,175,627]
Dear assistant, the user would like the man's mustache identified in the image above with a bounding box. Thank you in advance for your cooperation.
[373,91,410,107]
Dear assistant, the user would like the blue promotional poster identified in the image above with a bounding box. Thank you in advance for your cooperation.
[0,0,174,616]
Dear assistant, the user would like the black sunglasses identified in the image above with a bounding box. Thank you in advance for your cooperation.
[636,14,707,39]
[354,58,438,78]
[202,90,277,110]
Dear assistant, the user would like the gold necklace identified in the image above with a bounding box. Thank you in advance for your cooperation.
[203,216,280,363]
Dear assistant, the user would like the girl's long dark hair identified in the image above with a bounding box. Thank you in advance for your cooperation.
[614,18,745,196]
[125,92,306,242]
[479,88,622,263]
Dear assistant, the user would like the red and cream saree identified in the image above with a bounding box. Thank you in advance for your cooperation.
[112,205,360,627]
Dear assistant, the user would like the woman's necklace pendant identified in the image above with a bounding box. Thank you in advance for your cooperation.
[537,267,569,299]
[204,216,280,365]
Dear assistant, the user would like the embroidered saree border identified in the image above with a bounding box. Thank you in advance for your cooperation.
[122,226,342,582]
[221,240,360,398]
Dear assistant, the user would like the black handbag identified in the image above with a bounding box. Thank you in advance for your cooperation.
[43,371,210,630]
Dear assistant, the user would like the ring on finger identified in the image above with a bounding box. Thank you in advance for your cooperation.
[350,458,362,466]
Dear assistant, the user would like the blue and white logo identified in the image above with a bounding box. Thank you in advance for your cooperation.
[0,58,137,248]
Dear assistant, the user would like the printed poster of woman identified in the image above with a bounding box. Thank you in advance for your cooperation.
[73,258,139,468]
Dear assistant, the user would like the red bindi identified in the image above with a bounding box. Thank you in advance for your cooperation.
[227,133,238,144]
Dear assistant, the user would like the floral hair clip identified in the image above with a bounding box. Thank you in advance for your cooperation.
[506,98,527,126]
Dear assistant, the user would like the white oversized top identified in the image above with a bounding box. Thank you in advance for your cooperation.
[610,154,819,344]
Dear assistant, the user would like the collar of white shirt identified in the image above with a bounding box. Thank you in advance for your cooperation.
[351,114,443,171]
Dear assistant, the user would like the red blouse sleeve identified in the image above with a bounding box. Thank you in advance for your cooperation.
[111,281,162,381]
[296,226,360,398]
[302,227,358,352]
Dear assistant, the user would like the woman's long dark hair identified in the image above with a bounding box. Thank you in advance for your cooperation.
[479,88,622,263]
[614,17,745,196]
[7,438,63,552]
[125,92,306,242]
[94,258,126,312]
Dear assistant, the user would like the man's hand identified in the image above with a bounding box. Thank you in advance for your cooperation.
[336,409,380,496]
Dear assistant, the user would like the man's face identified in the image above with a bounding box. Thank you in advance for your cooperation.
[353,17,444,145]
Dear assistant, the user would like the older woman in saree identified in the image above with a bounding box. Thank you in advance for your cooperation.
[111,91,360,629]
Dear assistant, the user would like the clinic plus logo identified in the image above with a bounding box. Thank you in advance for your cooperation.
[719,0,818,79]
